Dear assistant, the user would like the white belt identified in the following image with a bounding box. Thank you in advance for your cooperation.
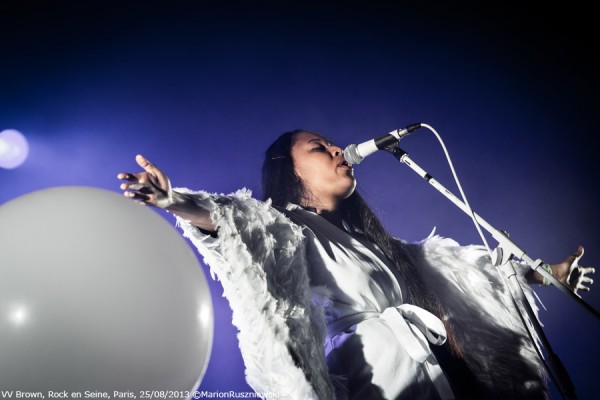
[380,304,454,400]
[327,305,454,399]
[380,304,446,362]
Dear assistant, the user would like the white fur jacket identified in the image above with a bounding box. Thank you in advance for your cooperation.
[173,188,547,399]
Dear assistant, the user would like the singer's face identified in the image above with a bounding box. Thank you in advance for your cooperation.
[291,131,356,209]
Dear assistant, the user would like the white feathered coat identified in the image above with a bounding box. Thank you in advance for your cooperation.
[173,188,547,399]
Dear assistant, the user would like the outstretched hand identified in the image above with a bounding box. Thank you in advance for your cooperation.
[552,245,595,296]
[117,155,174,208]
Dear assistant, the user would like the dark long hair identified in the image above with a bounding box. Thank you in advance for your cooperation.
[262,129,462,356]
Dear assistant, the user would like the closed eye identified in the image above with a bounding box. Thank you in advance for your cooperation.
[311,144,327,152]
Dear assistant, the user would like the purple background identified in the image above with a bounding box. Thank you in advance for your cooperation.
[1,2,599,398]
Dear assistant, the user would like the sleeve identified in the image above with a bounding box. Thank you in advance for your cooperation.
[404,234,548,398]
[171,187,335,400]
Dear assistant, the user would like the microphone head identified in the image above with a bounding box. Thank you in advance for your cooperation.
[343,144,363,165]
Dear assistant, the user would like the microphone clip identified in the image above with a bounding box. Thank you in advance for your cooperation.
[383,143,407,161]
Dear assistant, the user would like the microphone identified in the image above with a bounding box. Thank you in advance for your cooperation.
[343,123,422,165]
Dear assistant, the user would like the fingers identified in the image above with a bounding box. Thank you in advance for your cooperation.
[120,182,142,190]
[581,275,594,285]
[575,275,594,294]
[120,176,158,203]
[117,174,145,199]
[579,267,595,285]
[117,165,151,204]
[118,155,158,181]
[119,182,155,194]
[124,191,150,202]
[136,154,157,174]
[117,155,156,195]
[120,181,151,204]
[580,266,596,275]
[117,172,138,181]
[574,245,584,259]
[117,154,173,208]
[117,155,153,184]
[571,265,595,296]
[135,154,170,189]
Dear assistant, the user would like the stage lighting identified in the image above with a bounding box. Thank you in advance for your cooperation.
[0,129,29,169]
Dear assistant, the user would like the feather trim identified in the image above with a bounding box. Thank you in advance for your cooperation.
[172,188,335,400]
[406,235,549,398]
[172,187,547,399]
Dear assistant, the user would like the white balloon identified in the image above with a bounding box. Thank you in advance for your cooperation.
[0,186,213,396]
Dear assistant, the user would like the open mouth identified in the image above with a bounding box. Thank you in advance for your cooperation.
[339,159,353,168]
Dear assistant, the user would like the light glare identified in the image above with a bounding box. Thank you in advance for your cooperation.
[0,129,29,169]
[8,303,29,327]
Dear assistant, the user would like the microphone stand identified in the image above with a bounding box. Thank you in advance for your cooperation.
[384,144,600,400]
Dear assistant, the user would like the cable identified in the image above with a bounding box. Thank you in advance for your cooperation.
[419,124,494,259]
[418,124,568,398]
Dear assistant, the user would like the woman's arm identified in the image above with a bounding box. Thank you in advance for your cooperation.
[118,154,215,232]
[119,165,333,399]
[525,245,595,295]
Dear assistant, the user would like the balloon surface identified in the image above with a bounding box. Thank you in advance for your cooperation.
[0,186,213,396]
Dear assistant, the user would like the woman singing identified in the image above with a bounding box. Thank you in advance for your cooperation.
[118,129,594,399]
